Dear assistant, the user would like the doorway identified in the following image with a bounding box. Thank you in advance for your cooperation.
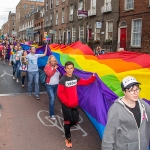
[120,28,127,49]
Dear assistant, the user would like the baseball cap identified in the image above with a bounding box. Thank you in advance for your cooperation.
[121,76,141,90]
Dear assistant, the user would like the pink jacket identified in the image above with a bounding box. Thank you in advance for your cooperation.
[44,64,57,84]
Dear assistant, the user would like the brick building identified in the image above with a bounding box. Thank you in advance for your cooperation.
[34,7,44,45]
[52,0,69,44]
[43,0,119,51]
[19,12,35,41]
[15,0,44,38]
[119,0,150,53]
[1,22,8,37]
[7,11,16,37]
[44,0,55,43]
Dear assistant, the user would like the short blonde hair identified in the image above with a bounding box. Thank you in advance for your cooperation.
[47,55,57,64]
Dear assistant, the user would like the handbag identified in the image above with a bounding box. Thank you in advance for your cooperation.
[39,69,46,85]
[11,61,14,65]
[21,71,27,76]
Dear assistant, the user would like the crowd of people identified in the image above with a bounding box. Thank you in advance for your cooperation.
[0,38,150,149]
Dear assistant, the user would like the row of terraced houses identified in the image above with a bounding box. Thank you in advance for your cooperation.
[1,0,150,53]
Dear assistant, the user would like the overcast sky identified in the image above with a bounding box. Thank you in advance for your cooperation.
[0,0,20,28]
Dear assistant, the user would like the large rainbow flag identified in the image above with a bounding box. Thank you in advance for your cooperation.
[21,42,150,147]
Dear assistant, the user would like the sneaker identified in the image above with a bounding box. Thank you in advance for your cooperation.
[36,95,40,100]
[28,93,32,96]
[50,115,56,120]
[16,79,19,83]
[65,138,72,148]
[13,76,15,80]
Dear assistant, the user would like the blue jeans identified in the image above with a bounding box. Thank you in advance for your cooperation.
[15,60,21,79]
[46,84,58,116]
[28,71,39,96]
[12,60,20,78]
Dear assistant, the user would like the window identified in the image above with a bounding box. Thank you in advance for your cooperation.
[106,20,113,40]
[79,25,84,41]
[55,30,57,42]
[50,0,53,9]
[50,13,53,21]
[125,0,134,10]
[12,22,15,26]
[56,11,58,25]
[72,27,76,42]
[56,0,59,6]
[12,16,15,20]
[23,4,27,9]
[62,8,64,23]
[46,2,48,11]
[30,5,34,10]
[62,0,65,2]
[90,0,96,8]
[131,19,142,47]
[69,5,73,21]
[95,23,100,40]
[59,29,62,41]
[78,0,83,10]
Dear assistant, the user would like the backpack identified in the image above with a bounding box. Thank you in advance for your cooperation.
[39,69,46,85]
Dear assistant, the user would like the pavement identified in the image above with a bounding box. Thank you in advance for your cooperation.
[0,94,101,150]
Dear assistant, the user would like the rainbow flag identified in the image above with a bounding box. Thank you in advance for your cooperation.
[21,42,150,146]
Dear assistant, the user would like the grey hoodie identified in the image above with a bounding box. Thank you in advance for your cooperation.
[101,97,150,150]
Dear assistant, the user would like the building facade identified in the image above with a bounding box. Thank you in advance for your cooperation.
[119,0,150,53]
[34,7,44,45]
[7,11,16,37]
[1,22,8,37]
[15,0,44,38]
[43,0,119,51]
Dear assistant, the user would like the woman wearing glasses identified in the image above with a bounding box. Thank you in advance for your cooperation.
[44,55,60,120]
[102,76,150,150]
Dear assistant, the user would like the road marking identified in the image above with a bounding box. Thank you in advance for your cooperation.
[0,70,12,77]
[0,91,47,97]
[37,110,88,137]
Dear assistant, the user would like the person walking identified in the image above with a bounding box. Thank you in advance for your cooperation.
[9,45,20,82]
[101,76,150,150]
[57,61,96,148]
[44,55,60,120]
[20,50,28,88]
[26,45,48,100]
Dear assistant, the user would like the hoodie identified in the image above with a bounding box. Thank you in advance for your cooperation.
[101,97,150,150]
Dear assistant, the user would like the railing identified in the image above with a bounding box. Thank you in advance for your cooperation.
[33,26,41,30]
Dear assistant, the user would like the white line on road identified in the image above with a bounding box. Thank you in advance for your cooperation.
[0,91,47,97]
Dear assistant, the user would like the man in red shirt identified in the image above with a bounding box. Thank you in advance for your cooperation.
[57,61,96,148]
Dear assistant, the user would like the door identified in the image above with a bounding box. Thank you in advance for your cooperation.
[120,28,127,49]
[88,29,92,40]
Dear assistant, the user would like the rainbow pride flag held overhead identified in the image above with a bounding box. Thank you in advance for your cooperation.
[20,42,150,142]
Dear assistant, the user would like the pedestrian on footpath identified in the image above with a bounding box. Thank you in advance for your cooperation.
[26,45,48,100]
[44,55,60,120]
[57,61,96,148]
[20,50,28,88]
[101,76,150,150]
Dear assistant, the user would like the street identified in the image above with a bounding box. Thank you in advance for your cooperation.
[0,61,101,150]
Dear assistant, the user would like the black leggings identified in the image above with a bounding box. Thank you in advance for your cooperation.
[62,104,79,139]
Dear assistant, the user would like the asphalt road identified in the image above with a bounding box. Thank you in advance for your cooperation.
[0,60,46,95]
[0,60,101,150]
